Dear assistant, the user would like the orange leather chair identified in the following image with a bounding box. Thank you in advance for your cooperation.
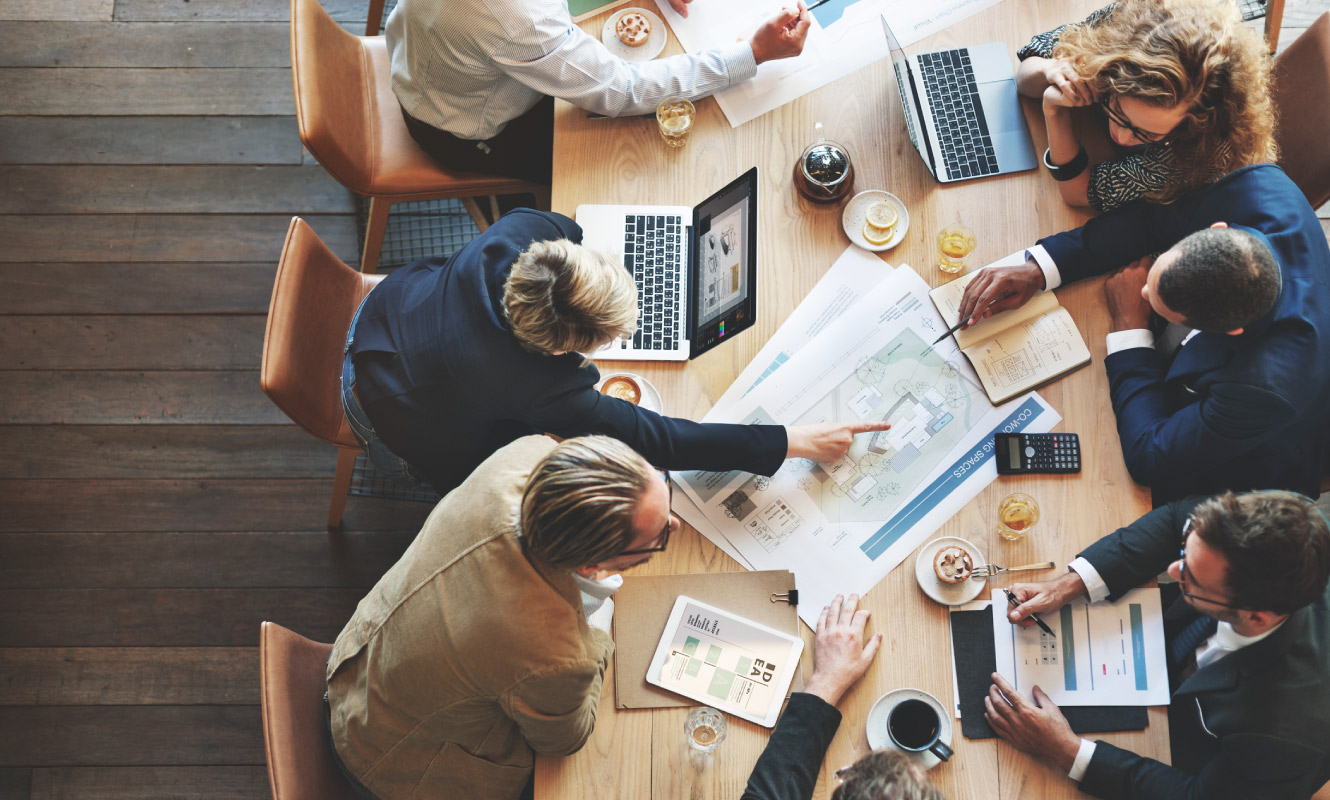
[290,0,547,274]
[262,217,382,529]
[259,621,361,800]
[1272,12,1330,210]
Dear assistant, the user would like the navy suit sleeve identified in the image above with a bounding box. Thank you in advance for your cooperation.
[740,693,842,800]
[525,367,788,476]
[1078,500,1199,600]
[1081,735,1327,800]
[1106,348,1299,489]
[1037,190,1213,285]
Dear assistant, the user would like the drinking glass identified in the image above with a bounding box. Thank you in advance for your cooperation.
[684,706,727,753]
[997,492,1040,541]
[937,223,976,273]
[656,97,695,148]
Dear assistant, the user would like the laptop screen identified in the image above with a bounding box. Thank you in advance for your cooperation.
[881,15,930,173]
[689,167,758,359]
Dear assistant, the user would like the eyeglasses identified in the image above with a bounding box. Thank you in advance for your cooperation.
[1176,518,1248,611]
[1099,96,1170,145]
[617,472,674,557]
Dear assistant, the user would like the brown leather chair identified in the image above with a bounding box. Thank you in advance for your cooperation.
[261,217,383,529]
[1272,12,1330,210]
[259,621,360,800]
[290,0,547,274]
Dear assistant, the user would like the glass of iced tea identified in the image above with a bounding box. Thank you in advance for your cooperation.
[684,706,727,753]
[937,223,977,274]
[997,492,1040,542]
[656,97,695,148]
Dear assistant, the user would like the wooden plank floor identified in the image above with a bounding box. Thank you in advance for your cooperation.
[0,1,429,797]
[0,2,1326,799]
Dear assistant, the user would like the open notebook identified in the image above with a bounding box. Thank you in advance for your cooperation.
[930,268,1091,404]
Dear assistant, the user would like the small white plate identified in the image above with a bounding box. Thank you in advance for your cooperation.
[601,7,667,62]
[866,688,954,770]
[841,190,909,252]
[596,371,663,414]
[914,535,986,606]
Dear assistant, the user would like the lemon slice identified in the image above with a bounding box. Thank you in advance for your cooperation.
[863,220,895,245]
[865,200,898,232]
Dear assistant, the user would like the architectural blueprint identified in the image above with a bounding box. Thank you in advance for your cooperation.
[675,260,1059,624]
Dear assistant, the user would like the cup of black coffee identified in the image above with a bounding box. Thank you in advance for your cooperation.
[887,698,953,761]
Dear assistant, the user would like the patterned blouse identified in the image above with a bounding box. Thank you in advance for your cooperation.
[1017,5,1222,212]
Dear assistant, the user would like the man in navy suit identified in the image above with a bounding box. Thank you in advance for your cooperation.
[958,164,1330,504]
[987,490,1330,800]
[342,208,888,494]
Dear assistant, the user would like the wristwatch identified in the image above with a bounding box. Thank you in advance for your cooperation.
[1043,145,1088,182]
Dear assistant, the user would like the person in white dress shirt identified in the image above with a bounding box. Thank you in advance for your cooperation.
[386,0,811,182]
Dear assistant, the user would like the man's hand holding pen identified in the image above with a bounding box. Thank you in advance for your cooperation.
[1004,570,1090,628]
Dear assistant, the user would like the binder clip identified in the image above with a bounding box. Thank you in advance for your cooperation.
[769,590,798,606]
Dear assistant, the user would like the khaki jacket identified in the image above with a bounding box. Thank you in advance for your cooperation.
[327,436,614,800]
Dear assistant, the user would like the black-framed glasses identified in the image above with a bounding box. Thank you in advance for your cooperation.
[1177,518,1248,611]
[617,473,674,557]
[1099,96,1170,145]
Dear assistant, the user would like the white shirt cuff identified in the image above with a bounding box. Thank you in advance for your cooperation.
[1026,245,1061,291]
[1105,329,1155,355]
[721,41,758,83]
[1068,557,1111,603]
[1068,739,1097,782]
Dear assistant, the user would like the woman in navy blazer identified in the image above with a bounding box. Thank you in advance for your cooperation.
[343,208,886,494]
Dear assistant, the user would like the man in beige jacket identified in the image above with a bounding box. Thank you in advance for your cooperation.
[326,434,675,800]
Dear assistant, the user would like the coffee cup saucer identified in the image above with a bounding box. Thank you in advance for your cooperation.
[914,535,986,606]
[866,688,953,770]
[595,371,662,414]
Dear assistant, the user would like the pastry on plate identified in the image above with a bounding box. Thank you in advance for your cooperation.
[932,545,973,584]
[616,12,652,47]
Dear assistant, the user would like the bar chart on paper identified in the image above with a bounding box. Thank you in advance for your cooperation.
[992,588,1170,706]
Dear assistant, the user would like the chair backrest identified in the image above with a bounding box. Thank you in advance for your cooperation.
[1272,12,1330,210]
[291,0,375,193]
[261,217,381,447]
[259,621,361,800]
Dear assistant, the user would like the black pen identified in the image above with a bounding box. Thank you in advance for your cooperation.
[930,301,997,346]
[1004,588,1055,638]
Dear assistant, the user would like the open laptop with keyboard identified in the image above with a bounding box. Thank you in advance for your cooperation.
[576,167,759,361]
[882,15,1037,183]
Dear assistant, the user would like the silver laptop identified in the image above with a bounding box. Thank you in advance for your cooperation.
[576,168,759,362]
[882,15,1037,183]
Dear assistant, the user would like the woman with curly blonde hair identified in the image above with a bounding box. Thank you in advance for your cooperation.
[1016,0,1277,212]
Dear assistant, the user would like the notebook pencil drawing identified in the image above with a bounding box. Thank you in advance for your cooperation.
[930,269,1091,404]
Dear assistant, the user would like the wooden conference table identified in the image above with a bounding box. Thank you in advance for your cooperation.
[537,1,1164,797]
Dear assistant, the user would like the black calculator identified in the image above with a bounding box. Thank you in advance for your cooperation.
[995,433,1081,474]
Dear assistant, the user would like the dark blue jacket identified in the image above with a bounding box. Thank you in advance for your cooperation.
[349,209,786,493]
[1078,499,1330,800]
[1039,165,1330,504]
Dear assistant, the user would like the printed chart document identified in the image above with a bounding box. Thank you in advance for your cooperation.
[675,260,1060,626]
[646,596,804,726]
[929,255,1092,404]
[991,588,1170,707]
[654,0,1001,126]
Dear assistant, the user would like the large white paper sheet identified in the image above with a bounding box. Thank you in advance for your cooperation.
[655,0,1002,127]
[671,246,890,571]
[676,260,1059,625]
[992,588,1171,707]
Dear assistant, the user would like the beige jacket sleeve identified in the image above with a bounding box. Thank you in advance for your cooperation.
[504,627,614,756]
